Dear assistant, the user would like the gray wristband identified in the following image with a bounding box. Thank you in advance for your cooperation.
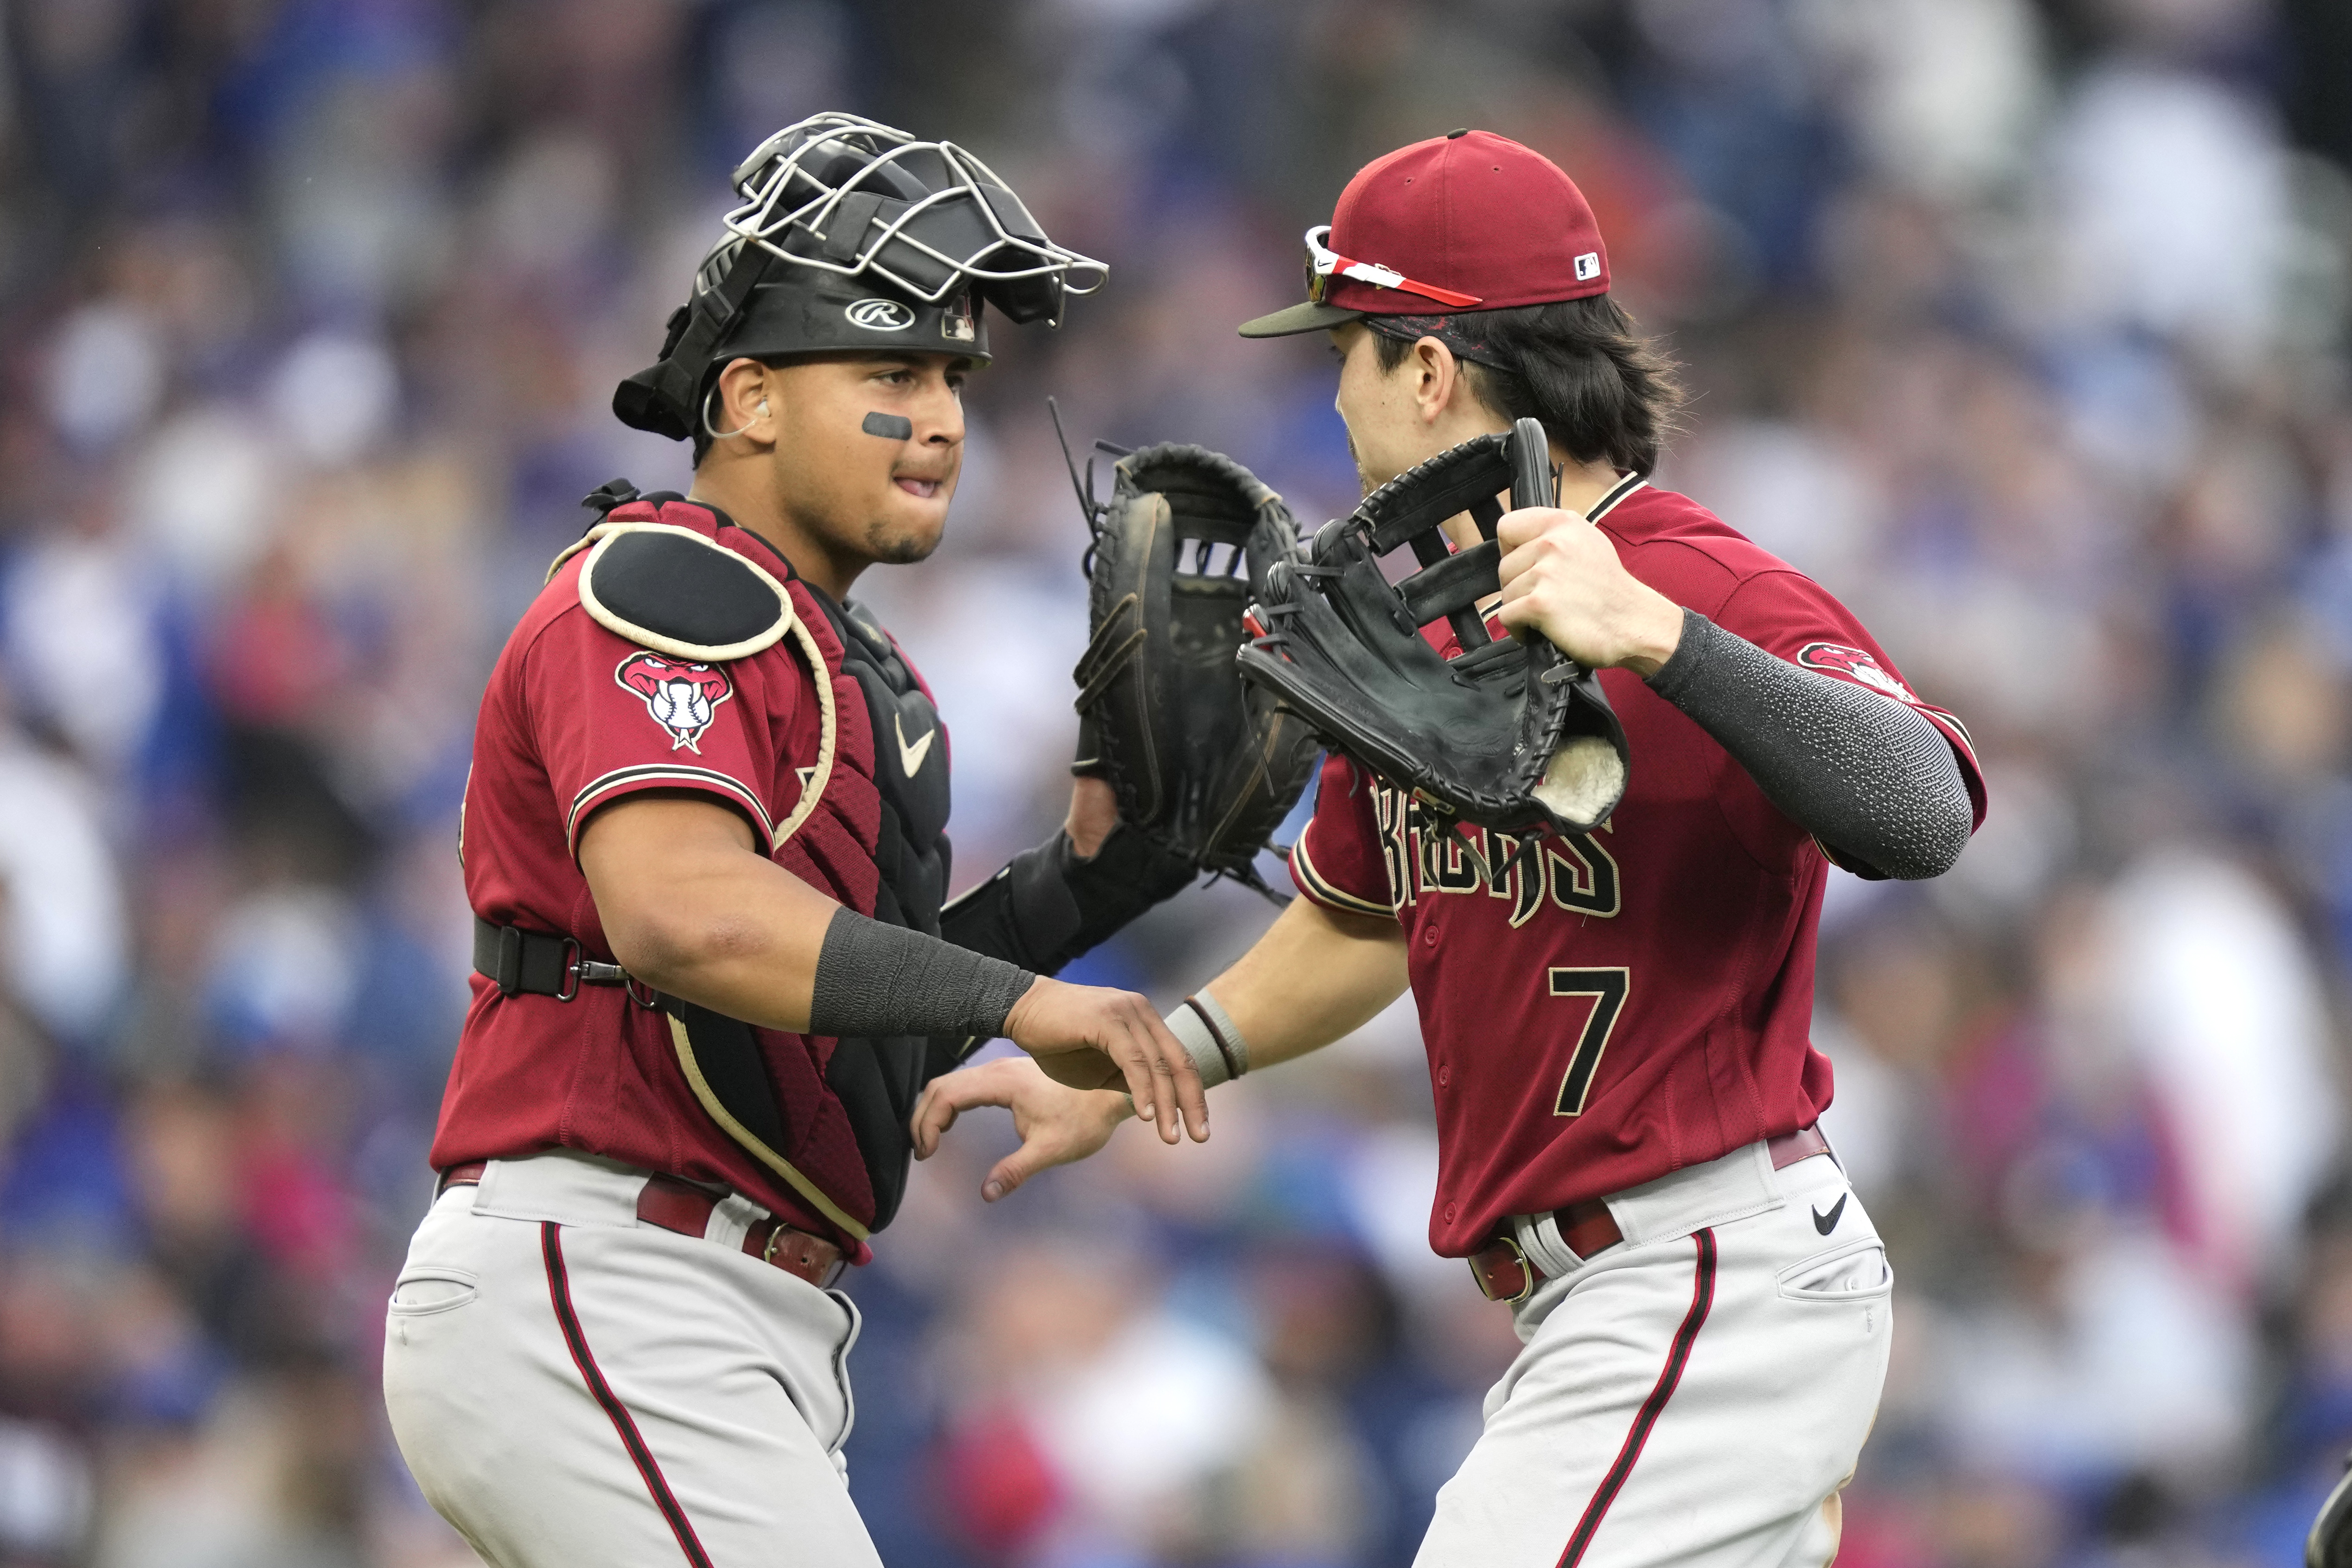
[807,909,1036,1041]
[1165,990,1248,1088]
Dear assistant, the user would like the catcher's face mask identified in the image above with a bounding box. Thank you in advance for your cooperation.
[726,114,1102,321]
[616,113,1106,443]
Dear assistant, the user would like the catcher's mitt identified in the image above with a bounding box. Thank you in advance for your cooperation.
[1236,418,1629,857]
[1069,440,1321,886]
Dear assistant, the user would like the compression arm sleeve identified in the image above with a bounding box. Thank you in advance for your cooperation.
[1645,609,1970,881]
[938,823,1197,975]
[807,908,1036,1040]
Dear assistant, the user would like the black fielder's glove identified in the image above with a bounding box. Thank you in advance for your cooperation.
[1236,418,1630,863]
[1070,442,1321,890]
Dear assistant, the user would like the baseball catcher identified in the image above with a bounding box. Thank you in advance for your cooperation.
[380,113,1279,1567]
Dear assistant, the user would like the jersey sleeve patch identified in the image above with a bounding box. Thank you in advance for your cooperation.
[579,523,794,662]
[1795,641,1920,704]
[1796,638,1984,823]
[614,649,733,752]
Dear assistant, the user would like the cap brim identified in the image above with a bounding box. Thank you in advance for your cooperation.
[1236,301,1364,338]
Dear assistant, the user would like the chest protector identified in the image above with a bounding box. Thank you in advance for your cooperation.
[802,588,954,1229]
[562,486,955,1235]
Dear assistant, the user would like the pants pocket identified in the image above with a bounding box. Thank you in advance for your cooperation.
[389,1265,480,1316]
[823,1288,862,1461]
[1777,1239,1891,1302]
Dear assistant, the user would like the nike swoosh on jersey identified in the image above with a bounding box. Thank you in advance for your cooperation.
[895,713,935,778]
[1811,1195,1847,1235]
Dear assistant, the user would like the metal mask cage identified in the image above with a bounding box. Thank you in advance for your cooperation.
[715,112,1107,325]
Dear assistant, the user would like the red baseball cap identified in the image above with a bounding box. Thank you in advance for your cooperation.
[1238,128,1611,339]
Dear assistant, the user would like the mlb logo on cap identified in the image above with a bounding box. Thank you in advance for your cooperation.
[1239,128,1614,339]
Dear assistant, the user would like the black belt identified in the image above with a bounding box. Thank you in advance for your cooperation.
[473,916,634,1001]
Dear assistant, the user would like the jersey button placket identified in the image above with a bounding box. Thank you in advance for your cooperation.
[1422,923,1440,948]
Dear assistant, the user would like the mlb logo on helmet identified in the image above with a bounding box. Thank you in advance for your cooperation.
[1239,128,1613,338]
[940,290,977,343]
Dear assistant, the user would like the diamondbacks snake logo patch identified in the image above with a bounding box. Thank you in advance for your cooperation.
[1796,642,1918,704]
[616,650,733,752]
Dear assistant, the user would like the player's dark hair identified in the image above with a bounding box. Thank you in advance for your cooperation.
[1374,295,1685,476]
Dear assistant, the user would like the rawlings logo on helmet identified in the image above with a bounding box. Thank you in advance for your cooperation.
[845,298,916,331]
[1797,642,1918,704]
[616,651,734,752]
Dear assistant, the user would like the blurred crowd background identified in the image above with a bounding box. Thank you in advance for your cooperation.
[2,0,2350,1565]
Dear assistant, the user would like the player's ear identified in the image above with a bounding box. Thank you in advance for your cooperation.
[713,357,775,439]
[1413,336,1459,427]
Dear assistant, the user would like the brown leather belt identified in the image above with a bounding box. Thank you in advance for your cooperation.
[437,1162,846,1290]
[1468,1125,1833,1305]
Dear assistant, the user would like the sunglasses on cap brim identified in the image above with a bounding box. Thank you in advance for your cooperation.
[1304,225,1483,310]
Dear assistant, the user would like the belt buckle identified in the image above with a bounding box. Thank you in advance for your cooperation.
[555,937,584,1002]
[1472,1236,1536,1306]
[761,1222,841,1288]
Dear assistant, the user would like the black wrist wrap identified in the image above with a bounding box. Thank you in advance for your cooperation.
[940,825,1196,976]
[807,909,1036,1041]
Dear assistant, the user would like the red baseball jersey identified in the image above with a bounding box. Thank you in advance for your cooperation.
[432,496,905,1257]
[1289,477,1986,1257]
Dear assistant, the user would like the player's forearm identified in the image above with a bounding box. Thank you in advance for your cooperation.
[1195,895,1409,1072]
[1646,609,1970,879]
[583,796,1031,1038]
[610,865,1036,1040]
[588,824,835,1030]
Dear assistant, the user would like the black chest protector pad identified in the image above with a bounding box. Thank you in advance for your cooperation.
[566,486,959,1236]
[830,597,952,930]
[803,589,954,1230]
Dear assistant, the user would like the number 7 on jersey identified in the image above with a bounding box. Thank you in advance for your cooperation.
[1548,968,1629,1116]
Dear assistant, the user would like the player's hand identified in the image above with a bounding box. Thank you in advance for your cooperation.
[1494,506,1685,676]
[1000,975,1209,1145]
[910,1056,1130,1201]
[1064,775,1119,858]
